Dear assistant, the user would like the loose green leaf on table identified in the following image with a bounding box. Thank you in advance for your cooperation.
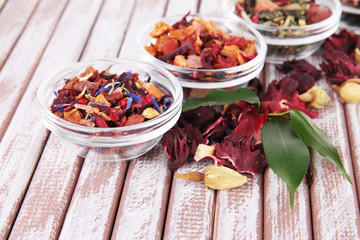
[182,88,259,112]
[290,110,352,183]
[261,117,310,209]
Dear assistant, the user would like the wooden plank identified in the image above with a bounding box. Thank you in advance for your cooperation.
[344,103,360,201]
[111,145,172,240]
[117,0,168,60]
[309,77,360,239]
[58,151,127,240]
[0,0,104,238]
[55,0,135,238]
[8,136,84,240]
[0,0,69,140]
[166,0,198,15]
[214,175,264,240]
[163,160,215,239]
[81,0,135,60]
[0,0,40,68]
[262,63,313,240]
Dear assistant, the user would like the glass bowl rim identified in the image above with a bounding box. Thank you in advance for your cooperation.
[37,58,183,134]
[223,0,341,32]
[137,13,267,74]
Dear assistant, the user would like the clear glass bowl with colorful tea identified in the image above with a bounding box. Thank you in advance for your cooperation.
[224,0,341,63]
[138,13,267,89]
[37,59,183,161]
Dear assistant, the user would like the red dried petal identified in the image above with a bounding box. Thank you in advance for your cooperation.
[306,2,332,24]
[161,127,190,171]
[215,132,267,176]
[93,113,109,128]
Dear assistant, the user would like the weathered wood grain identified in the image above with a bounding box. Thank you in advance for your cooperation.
[58,151,127,240]
[0,0,69,140]
[81,0,135,60]
[214,175,264,240]
[310,78,360,239]
[0,0,40,68]
[8,135,84,240]
[0,0,104,238]
[262,63,313,240]
[111,145,172,240]
[345,103,360,201]
[163,160,215,240]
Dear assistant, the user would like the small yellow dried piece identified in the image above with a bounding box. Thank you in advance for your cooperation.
[175,172,204,182]
[173,55,188,68]
[194,144,216,161]
[298,19,306,27]
[141,82,164,100]
[142,107,160,119]
[64,108,83,122]
[94,94,111,106]
[220,45,239,60]
[355,48,360,64]
[331,78,360,103]
[204,165,247,190]
[299,85,331,109]
[150,21,172,38]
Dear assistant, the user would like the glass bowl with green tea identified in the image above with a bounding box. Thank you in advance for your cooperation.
[224,0,341,63]
[37,59,183,161]
[137,13,267,89]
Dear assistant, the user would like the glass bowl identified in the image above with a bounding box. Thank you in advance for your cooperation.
[223,0,341,63]
[37,59,183,161]
[137,14,267,89]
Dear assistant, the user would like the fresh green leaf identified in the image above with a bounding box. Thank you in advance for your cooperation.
[290,110,352,183]
[182,88,259,112]
[261,118,310,209]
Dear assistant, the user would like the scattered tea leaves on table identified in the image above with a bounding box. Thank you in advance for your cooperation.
[290,110,352,183]
[182,88,259,112]
[261,117,310,209]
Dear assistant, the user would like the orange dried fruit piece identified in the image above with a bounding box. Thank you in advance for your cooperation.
[64,76,80,89]
[173,55,188,68]
[168,29,188,40]
[79,66,97,81]
[145,45,157,56]
[94,94,111,106]
[220,45,240,60]
[141,82,164,100]
[158,39,179,55]
[150,21,172,38]
[64,108,83,122]
[124,114,145,126]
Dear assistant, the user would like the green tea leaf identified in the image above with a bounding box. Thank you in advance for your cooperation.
[182,88,259,112]
[261,118,310,209]
[290,110,352,183]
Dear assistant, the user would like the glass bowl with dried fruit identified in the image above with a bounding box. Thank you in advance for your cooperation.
[37,59,183,161]
[137,13,267,89]
[224,0,341,63]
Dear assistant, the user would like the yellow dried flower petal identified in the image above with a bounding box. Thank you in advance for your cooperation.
[142,107,160,119]
[141,82,164,100]
[355,48,360,64]
[174,172,204,182]
[338,79,360,103]
[204,165,247,190]
[194,144,216,161]
[299,85,331,109]
[94,94,111,106]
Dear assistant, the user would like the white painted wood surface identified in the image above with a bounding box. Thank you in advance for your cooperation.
[0,0,359,239]
[0,0,69,139]
[0,0,40,68]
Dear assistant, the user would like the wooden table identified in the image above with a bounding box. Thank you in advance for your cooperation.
[0,0,359,239]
